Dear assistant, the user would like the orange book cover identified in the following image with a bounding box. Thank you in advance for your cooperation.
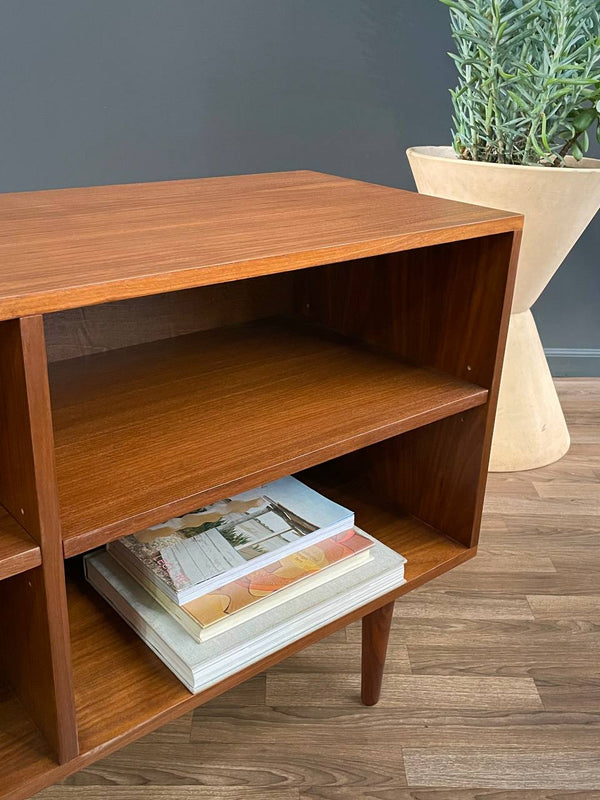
[183,529,373,628]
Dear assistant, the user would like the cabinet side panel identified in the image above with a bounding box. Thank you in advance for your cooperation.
[357,406,489,547]
[0,320,40,535]
[0,316,78,763]
[296,232,520,547]
[296,232,517,389]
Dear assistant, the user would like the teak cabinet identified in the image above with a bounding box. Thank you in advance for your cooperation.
[0,170,522,799]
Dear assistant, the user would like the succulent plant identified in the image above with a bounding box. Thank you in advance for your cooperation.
[441,0,600,165]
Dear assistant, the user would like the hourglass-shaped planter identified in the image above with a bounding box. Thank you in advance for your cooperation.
[408,146,600,471]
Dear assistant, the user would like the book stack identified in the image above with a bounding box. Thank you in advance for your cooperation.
[85,476,407,693]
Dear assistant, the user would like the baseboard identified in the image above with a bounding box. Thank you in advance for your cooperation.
[545,348,600,378]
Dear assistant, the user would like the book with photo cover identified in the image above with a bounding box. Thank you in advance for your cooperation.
[107,476,354,605]
[121,528,374,641]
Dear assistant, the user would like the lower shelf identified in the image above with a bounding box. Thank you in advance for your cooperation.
[69,496,472,755]
[0,684,57,796]
[50,317,487,555]
[0,484,474,800]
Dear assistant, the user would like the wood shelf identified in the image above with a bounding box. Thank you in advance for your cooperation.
[0,508,41,581]
[0,491,472,800]
[0,685,57,799]
[49,318,488,557]
[67,491,471,757]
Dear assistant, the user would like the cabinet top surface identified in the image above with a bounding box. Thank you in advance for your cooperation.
[0,170,521,320]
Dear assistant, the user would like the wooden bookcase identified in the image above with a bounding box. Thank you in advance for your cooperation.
[0,170,521,799]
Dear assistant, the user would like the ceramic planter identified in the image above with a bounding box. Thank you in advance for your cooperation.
[407,145,600,471]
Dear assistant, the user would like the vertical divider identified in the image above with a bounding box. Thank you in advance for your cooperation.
[0,315,78,763]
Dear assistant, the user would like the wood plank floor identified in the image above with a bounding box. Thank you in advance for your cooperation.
[35,379,600,798]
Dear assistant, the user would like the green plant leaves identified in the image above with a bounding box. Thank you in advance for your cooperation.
[572,107,598,132]
[443,0,600,165]
[571,140,584,160]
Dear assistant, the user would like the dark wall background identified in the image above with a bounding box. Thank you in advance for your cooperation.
[1,0,598,374]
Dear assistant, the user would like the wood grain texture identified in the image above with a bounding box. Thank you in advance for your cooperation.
[61,740,407,791]
[0,318,46,536]
[36,790,299,800]
[0,170,521,321]
[526,596,600,619]
[446,549,556,574]
[0,507,41,580]
[49,318,487,554]
[346,616,599,649]
[536,680,600,712]
[0,683,58,794]
[407,643,600,680]
[361,602,394,706]
[296,231,520,549]
[27,379,597,798]
[417,567,600,596]
[298,475,473,587]
[296,233,518,389]
[0,317,78,763]
[270,642,411,675]
[0,567,77,764]
[534,481,600,500]
[266,674,543,711]
[140,712,194,744]
[191,705,600,749]
[391,589,535,621]
[44,276,293,362]
[403,748,600,790]
[298,792,600,800]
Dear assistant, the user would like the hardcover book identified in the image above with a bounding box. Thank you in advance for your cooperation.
[124,528,374,641]
[85,534,406,694]
[108,476,353,605]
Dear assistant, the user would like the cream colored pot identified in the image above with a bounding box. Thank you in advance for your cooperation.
[407,145,600,471]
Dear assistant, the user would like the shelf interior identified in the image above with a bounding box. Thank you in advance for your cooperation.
[49,317,487,556]
[0,683,57,798]
[67,476,471,756]
[0,507,41,581]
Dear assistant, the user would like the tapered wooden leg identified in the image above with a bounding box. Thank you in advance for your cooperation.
[361,600,394,706]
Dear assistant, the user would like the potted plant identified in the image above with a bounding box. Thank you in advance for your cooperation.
[407,0,600,471]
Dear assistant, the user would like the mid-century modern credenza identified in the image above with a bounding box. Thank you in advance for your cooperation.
[0,170,522,799]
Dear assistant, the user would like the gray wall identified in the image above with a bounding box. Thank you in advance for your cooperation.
[1,0,598,374]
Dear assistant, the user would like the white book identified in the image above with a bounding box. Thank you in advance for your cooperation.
[108,476,354,605]
[85,535,406,694]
